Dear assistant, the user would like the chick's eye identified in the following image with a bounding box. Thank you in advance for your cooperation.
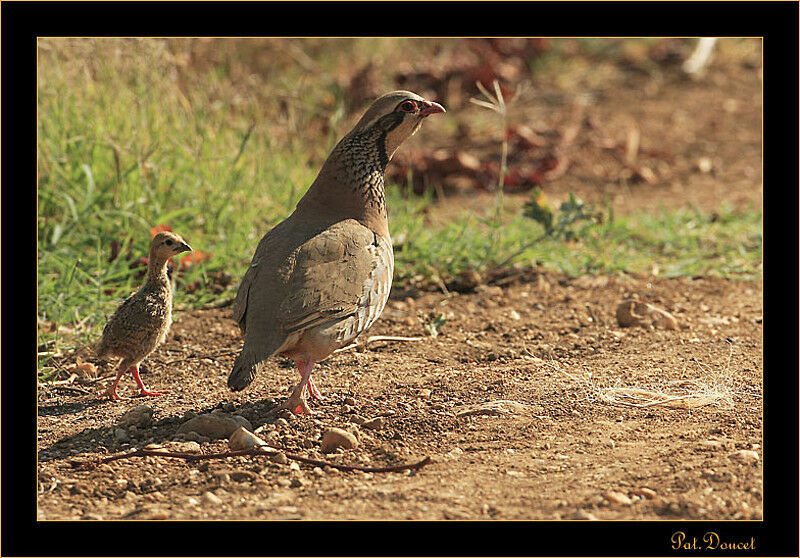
[398,100,416,113]
[165,239,174,246]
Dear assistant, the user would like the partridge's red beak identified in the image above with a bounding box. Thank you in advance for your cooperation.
[419,100,446,117]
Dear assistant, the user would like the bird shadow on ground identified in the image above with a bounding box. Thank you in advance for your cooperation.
[37,399,106,417]
[36,396,290,464]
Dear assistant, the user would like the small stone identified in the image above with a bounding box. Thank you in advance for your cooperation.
[320,428,359,453]
[418,389,432,398]
[213,471,231,483]
[350,415,366,425]
[571,509,597,520]
[729,449,760,464]
[360,417,384,430]
[698,440,724,451]
[270,453,289,465]
[183,431,211,444]
[275,418,290,428]
[632,487,657,499]
[202,491,223,506]
[166,441,202,453]
[696,157,713,173]
[603,491,633,506]
[228,426,268,451]
[117,405,154,428]
[343,397,357,406]
[176,413,253,440]
[229,469,256,482]
[114,428,129,441]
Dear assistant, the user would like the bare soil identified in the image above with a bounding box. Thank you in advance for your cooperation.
[36,41,763,522]
[37,272,762,521]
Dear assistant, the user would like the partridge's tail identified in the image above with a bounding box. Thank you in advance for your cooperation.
[228,344,267,392]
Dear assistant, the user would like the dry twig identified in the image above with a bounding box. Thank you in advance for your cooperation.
[69,443,431,474]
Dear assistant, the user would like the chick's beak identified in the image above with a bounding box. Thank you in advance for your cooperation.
[419,100,446,117]
[176,242,192,253]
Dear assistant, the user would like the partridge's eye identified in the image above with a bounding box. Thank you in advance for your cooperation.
[398,100,416,113]
[165,239,174,246]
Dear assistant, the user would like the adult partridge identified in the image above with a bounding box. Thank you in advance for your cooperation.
[229,90,445,414]
[96,231,192,400]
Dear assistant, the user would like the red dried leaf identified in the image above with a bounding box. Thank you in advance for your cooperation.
[179,250,212,270]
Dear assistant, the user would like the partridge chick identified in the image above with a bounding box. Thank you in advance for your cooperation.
[229,91,445,414]
[96,231,192,400]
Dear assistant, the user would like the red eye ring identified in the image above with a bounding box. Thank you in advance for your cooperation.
[398,100,417,113]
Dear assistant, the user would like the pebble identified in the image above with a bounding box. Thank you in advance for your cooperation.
[696,157,713,173]
[229,469,256,482]
[729,449,760,464]
[343,397,357,406]
[114,428,129,441]
[183,431,211,444]
[698,440,724,451]
[149,441,202,454]
[270,453,289,465]
[632,487,658,499]
[572,509,598,520]
[176,413,252,440]
[228,426,268,451]
[603,491,633,506]
[360,417,384,430]
[350,415,366,425]
[117,405,154,428]
[320,428,359,453]
[202,491,223,506]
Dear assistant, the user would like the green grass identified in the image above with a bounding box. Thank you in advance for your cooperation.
[37,38,762,369]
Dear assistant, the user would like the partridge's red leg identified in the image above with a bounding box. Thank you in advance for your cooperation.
[307,376,325,401]
[284,358,315,415]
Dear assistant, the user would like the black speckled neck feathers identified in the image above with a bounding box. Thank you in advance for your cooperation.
[295,115,403,240]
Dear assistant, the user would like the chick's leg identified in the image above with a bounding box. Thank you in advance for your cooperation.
[102,366,130,400]
[131,363,165,397]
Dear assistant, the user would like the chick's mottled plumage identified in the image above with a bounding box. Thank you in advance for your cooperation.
[229,91,445,415]
[97,231,192,400]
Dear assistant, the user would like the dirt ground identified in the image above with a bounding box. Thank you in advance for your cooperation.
[36,42,763,522]
[37,271,762,521]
